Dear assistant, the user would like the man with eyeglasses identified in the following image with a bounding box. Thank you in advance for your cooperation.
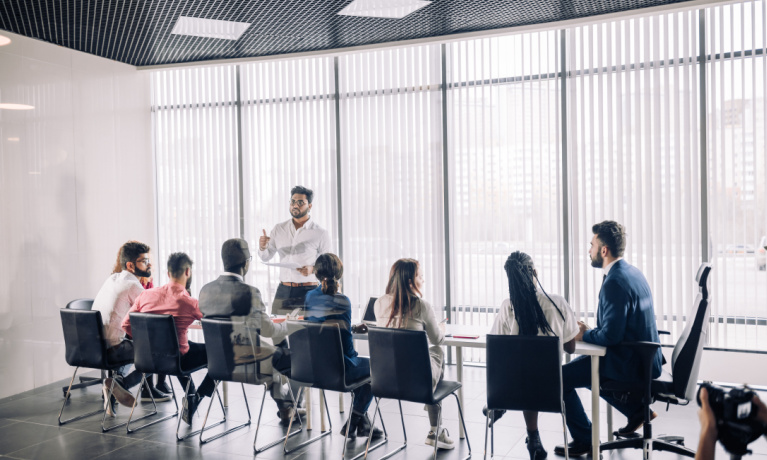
[93,241,157,415]
[199,238,303,425]
[259,185,331,315]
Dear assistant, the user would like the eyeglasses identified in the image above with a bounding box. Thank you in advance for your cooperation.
[136,258,151,265]
[290,200,307,207]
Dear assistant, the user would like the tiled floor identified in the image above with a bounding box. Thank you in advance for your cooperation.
[0,365,765,460]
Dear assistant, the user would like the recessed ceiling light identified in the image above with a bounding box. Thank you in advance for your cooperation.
[338,0,432,19]
[171,16,251,40]
[28,171,41,175]
[0,103,34,110]
[7,137,20,142]
[0,35,10,46]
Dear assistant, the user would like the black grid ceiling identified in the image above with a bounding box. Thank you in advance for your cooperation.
[0,0,695,67]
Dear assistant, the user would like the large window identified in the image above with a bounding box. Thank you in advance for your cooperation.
[151,0,767,352]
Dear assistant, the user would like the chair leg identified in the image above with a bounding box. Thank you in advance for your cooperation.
[58,367,105,425]
[341,392,357,455]
[365,399,407,460]
[99,376,130,432]
[560,411,569,460]
[431,404,443,460]
[176,377,227,441]
[453,392,472,460]
[126,374,178,434]
[199,381,251,444]
[254,383,303,453]
[284,387,333,454]
[351,395,388,460]
[484,413,491,460]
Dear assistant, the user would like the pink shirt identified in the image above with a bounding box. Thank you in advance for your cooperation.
[122,281,202,355]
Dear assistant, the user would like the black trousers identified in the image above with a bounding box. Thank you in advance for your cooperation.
[177,341,215,398]
[271,284,316,315]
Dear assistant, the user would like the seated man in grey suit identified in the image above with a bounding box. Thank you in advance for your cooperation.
[198,238,301,425]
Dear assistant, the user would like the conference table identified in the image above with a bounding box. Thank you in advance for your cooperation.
[346,325,610,460]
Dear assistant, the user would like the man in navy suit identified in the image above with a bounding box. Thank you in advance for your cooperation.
[555,221,662,456]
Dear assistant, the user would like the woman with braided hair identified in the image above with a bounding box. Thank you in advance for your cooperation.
[486,251,578,460]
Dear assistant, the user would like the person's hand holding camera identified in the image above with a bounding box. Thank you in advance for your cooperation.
[696,387,718,460]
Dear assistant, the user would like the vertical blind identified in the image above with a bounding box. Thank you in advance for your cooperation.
[152,66,240,295]
[151,0,767,352]
[568,12,702,339]
[446,32,564,345]
[240,57,337,306]
[339,45,446,315]
[706,1,767,349]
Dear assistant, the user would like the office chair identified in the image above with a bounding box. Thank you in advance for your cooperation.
[484,335,568,460]
[58,308,131,431]
[366,327,471,460]
[599,263,712,459]
[200,318,302,451]
[126,312,223,440]
[284,321,388,459]
[60,298,105,397]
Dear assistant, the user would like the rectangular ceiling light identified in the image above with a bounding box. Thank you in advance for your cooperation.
[338,0,432,19]
[171,16,251,40]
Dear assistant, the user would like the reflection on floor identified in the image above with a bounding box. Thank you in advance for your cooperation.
[0,365,765,460]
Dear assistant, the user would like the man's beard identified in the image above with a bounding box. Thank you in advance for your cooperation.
[134,267,151,278]
[590,251,603,268]
[291,208,309,219]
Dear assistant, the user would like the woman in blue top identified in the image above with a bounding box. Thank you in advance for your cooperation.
[304,253,382,441]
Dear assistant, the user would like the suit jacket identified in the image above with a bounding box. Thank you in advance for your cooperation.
[198,275,288,377]
[582,259,662,382]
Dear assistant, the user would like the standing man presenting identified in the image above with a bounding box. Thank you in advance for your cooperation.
[259,185,331,315]
[555,221,663,457]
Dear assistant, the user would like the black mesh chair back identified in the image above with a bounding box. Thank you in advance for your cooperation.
[66,298,94,310]
[368,327,437,404]
[289,321,347,392]
[486,335,563,414]
[129,312,183,376]
[668,263,711,401]
[60,309,118,369]
[201,318,267,385]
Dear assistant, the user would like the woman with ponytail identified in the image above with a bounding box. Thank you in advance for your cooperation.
[486,251,578,460]
[374,259,454,451]
[304,253,382,441]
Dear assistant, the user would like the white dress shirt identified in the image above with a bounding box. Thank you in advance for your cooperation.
[603,257,623,277]
[258,217,331,283]
[92,271,145,347]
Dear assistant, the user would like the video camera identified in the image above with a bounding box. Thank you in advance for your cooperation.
[697,382,766,457]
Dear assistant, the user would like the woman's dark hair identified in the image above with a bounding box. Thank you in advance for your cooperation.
[315,253,343,295]
[504,251,562,336]
[385,258,421,328]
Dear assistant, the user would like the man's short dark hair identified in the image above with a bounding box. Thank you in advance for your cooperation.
[167,252,193,279]
[592,221,626,258]
[291,185,314,204]
[120,241,150,269]
[221,238,249,272]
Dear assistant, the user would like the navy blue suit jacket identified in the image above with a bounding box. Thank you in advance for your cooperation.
[582,259,662,382]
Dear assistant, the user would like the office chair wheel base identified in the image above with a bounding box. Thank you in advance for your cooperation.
[613,431,641,439]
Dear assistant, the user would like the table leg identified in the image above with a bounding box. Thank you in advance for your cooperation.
[591,356,600,459]
[320,389,327,432]
[339,392,344,413]
[306,387,312,430]
[223,382,228,407]
[456,346,465,439]
[607,404,613,441]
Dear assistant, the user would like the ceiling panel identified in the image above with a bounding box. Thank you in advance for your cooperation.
[0,0,695,67]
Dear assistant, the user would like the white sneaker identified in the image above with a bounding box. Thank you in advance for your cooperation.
[425,428,455,450]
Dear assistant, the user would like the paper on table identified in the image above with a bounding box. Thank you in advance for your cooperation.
[262,261,303,269]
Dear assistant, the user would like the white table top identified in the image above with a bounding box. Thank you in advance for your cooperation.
[442,324,606,356]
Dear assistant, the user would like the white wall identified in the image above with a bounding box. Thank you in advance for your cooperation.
[0,31,154,399]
